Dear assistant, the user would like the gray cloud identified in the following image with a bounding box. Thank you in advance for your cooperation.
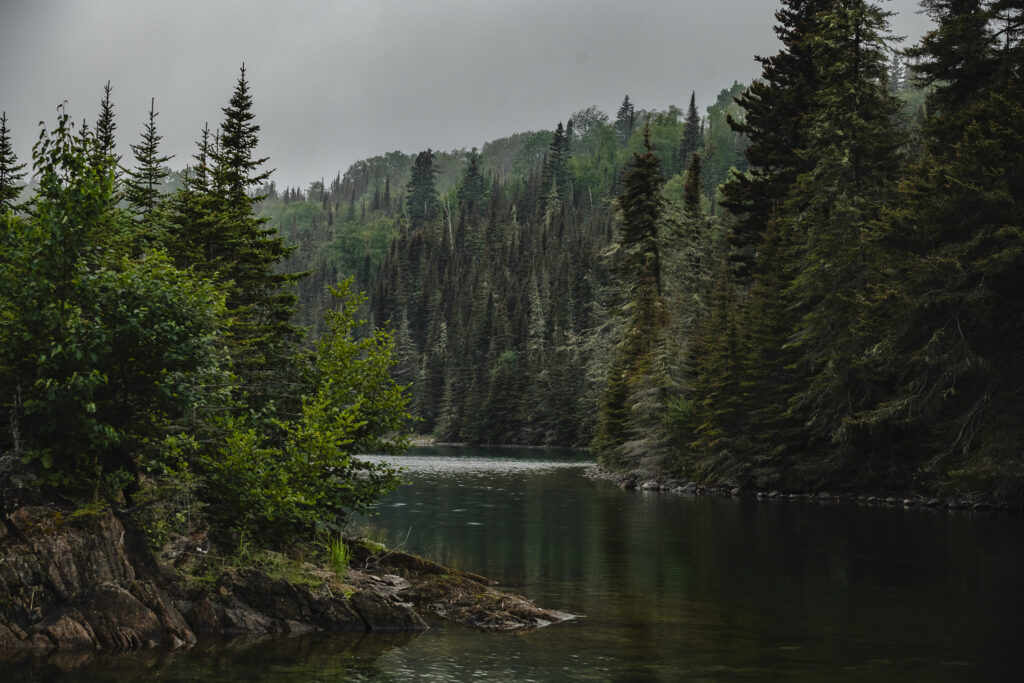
[0,0,932,189]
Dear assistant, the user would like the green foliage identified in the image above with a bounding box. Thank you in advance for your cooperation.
[91,81,120,177]
[701,82,750,199]
[593,127,678,471]
[677,0,1024,501]
[0,108,227,495]
[0,111,27,213]
[131,464,202,549]
[2,68,415,549]
[317,534,351,581]
[676,92,704,177]
[720,0,825,279]
[163,66,304,411]
[196,279,408,542]
[67,499,110,525]
[123,98,173,218]
[405,149,438,226]
[664,396,694,433]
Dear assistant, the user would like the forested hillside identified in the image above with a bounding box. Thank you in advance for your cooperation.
[9,1,1017,505]
[276,0,1022,501]
[257,132,554,336]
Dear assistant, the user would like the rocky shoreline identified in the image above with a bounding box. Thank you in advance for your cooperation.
[586,466,1021,513]
[0,506,571,661]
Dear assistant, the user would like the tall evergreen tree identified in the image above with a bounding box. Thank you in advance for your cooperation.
[166,66,303,407]
[719,0,828,278]
[677,92,703,176]
[593,126,675,470]
[457,148,486,213]
[214,63,272,200]
[405,149,438,226]
[164,123,216,269]
[123,98,173,217]
[910,1,995,120]
[92,80,119,177]
[615,95,636,145]
[780,0,902,482]
[855,0,1024,497]
[0,112,27,213]
[541,122,570,202]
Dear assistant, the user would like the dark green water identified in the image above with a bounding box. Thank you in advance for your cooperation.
[8,446,1023,681]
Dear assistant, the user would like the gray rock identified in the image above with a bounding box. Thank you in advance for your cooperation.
[184,598,223,637]
[35,608,96,651]
[76,583,164,652]
[350,590,427,632]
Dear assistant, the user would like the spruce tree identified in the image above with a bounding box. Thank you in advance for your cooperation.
[457,148,486,213]
[214,63,272,200]
[615,95,636,145]
[166,66,303,407]
[92,81,120,177]
[593,126,675,470]
[719,0,828,279]
[688,261,745,476]
[781,0,902,482]
[856,1,1024,497]
[165,124,213,266]
[0,111,27,213]
[541,122,570,203]
[910,2,995,121]
[677,92,703,176]
[405,149,437,227]
[123,98,173,217]
[213,66,301,404]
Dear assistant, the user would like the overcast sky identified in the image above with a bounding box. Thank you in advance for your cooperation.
[1,0,932,190]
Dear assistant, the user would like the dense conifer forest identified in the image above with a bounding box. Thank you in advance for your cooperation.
[257,0,1022,501]
[1,0,1021,512]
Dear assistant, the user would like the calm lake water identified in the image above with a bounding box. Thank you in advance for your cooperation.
[10,446,1023,681]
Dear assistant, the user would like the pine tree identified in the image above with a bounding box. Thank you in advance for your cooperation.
[214,63,272,200]
[677,92,703,176]
[781,0,902,483]
[457,148,486,212]
[164,123,216,269]
[855,1,1024,497]
[92,81,120,177]
[405,149,437,226]
[719,0,828,279]
[593,126,674,470]
[123,98,173,217]
[0,111,27,213]
[166,66,303,407]
[615,95,636,145]
[909,1,994,128]
[541,122,570,203]
[687,261,745,476]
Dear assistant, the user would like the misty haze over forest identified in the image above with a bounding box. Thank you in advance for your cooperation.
[1,0,932,189]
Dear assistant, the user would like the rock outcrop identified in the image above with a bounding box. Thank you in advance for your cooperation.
[0,506,570,660]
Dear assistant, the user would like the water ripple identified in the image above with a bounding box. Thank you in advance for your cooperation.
[357,454,589,476]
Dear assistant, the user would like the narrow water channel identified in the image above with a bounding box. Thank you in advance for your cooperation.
[11,446,1023,681]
